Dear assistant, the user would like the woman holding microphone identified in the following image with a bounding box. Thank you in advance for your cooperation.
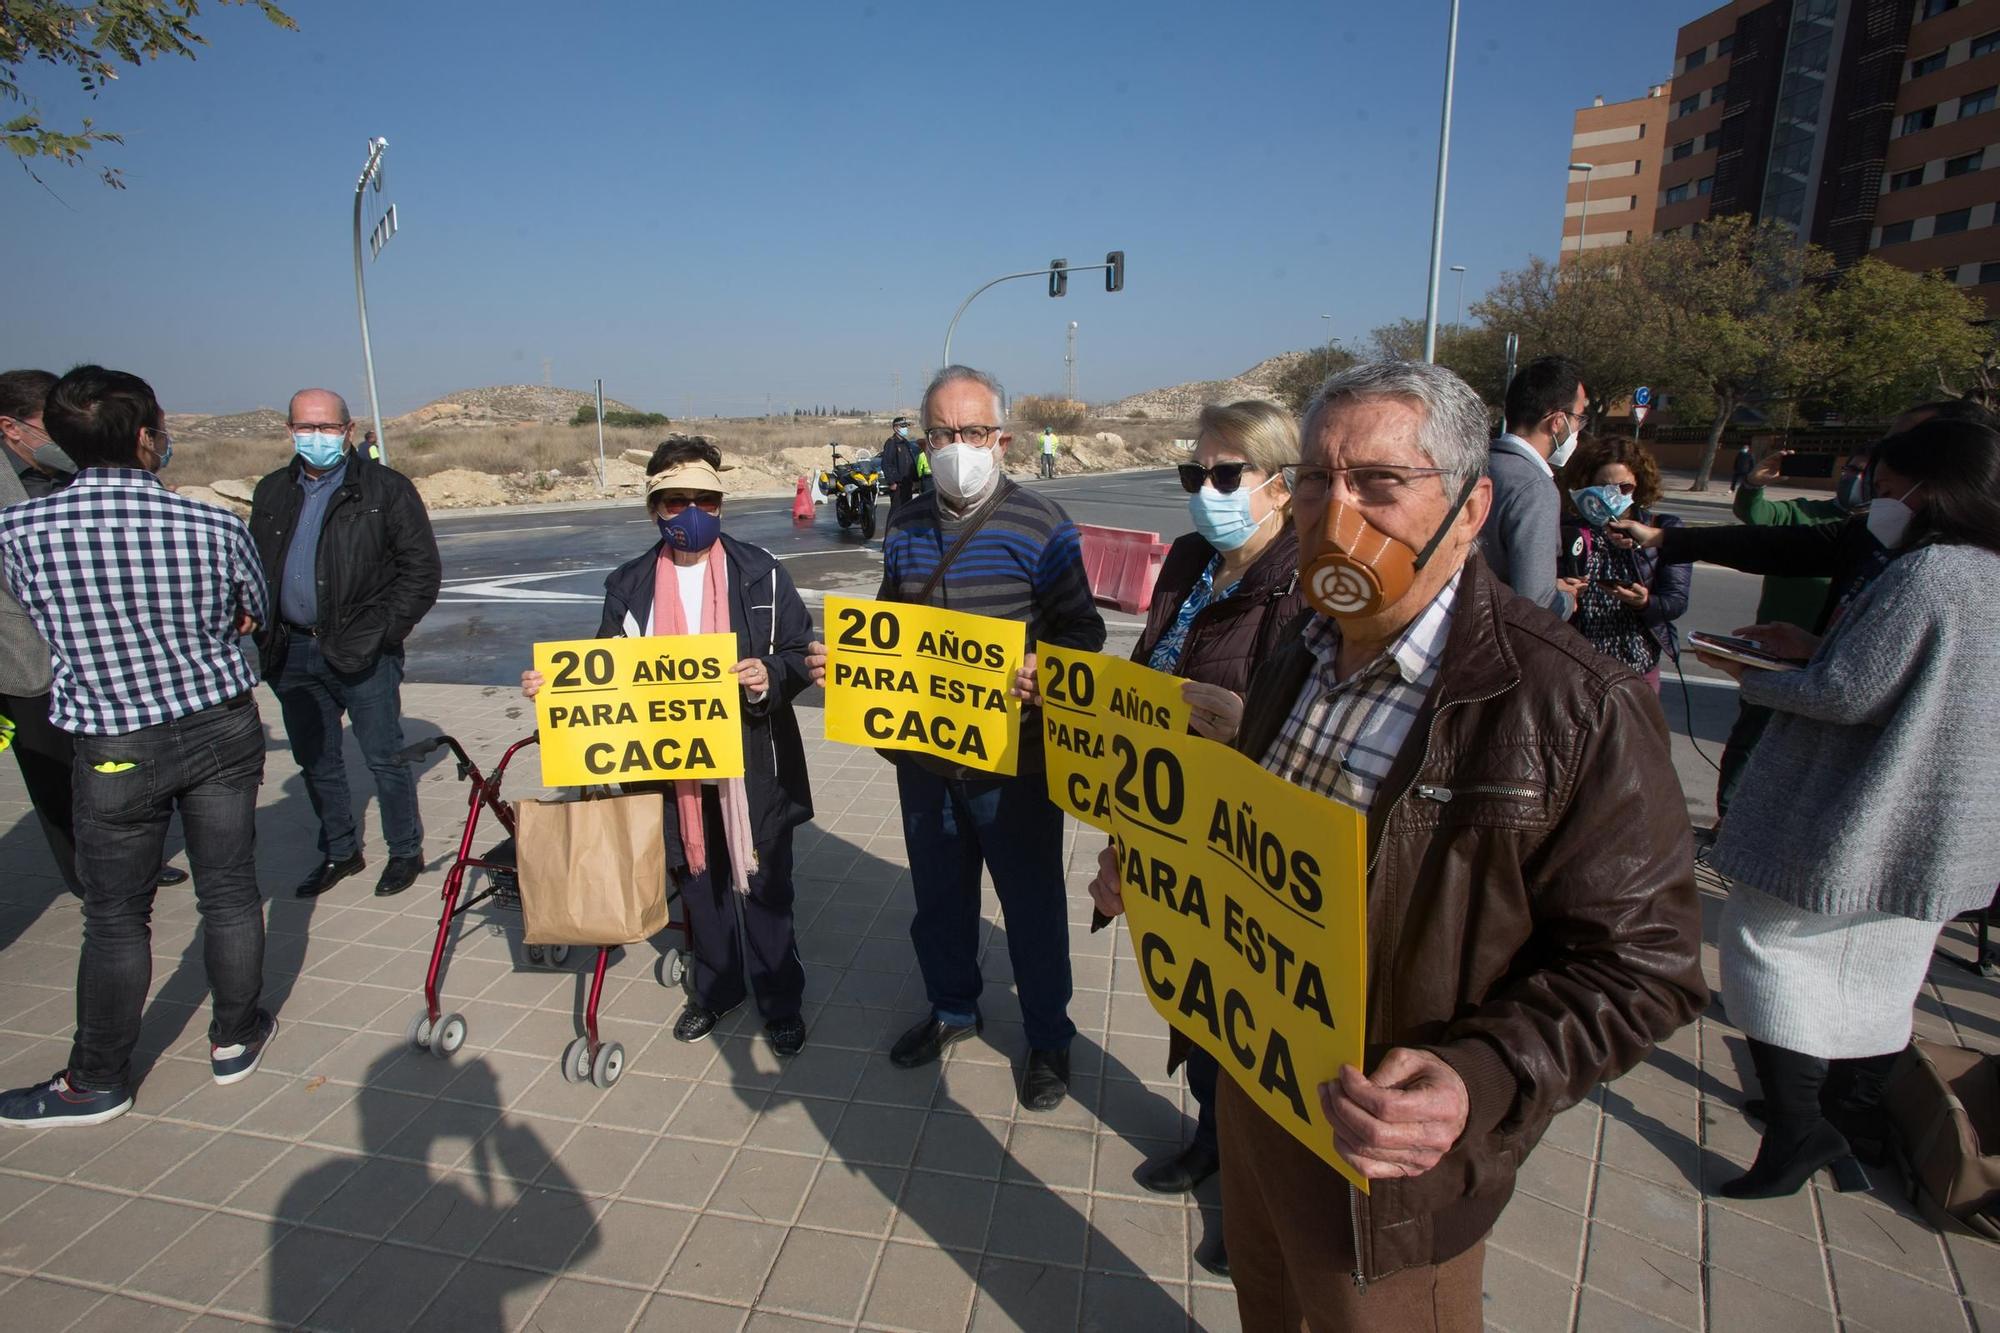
[522,437,817,1055]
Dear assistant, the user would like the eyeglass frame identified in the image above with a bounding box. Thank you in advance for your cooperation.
[922,425,1003,447]
[1288,462,1454,505]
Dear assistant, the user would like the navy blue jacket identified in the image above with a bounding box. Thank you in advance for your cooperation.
[596,531,815,862]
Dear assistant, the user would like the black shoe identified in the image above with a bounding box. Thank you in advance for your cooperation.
[1718,1120,1851,1199]
[766,1016,807,1058]
[1019,1048,1071,1111]
[1194,1231,1230,1278]
[156,865,188,887]
[673,1004,732,1044]
[888,1014,981,1069]
[374,854,424,897]
[293,853,364,898]
[1138,1141,1221,1194]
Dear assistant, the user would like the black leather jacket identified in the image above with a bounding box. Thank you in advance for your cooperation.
[249,450,441,675]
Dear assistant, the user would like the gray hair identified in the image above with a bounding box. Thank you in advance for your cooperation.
[287,388,352,425]
[921,365,1006,428]
[1302,361,1489,492]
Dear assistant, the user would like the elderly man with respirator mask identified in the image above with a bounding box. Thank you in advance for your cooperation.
[1095,360,1705,1331]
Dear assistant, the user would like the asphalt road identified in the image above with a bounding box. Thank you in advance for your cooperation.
[411,467,1763,688]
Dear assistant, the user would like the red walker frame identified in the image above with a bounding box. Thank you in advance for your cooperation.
[396,732,691,1089]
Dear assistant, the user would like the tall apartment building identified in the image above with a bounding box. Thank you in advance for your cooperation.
[1566,0,1999,312]
[1561,86,1672,262]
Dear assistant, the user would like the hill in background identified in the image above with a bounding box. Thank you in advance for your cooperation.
[1096,350,1307,419]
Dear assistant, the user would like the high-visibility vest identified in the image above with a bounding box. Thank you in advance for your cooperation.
[1041,433,1057,454]
[914,449,931,478]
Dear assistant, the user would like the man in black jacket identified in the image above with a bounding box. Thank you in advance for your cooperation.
[250,390,441,898]
[879,416,918,513]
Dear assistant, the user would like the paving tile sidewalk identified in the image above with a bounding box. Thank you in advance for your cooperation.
[0,683,1993,1331]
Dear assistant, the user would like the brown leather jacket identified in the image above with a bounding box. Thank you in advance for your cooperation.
[1132,530,1303,694]
[1234,552,1706,1281]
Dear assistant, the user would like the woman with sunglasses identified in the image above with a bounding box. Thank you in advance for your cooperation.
[1556,437,1689,690]
[1103,399,1303,1277]
[520,436,817,1056]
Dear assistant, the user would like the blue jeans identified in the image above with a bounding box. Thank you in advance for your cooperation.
[68,696,267,1091]
[896,763,1075,1052]
[273,635,422,860]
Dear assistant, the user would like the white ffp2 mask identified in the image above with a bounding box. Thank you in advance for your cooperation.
[931,442,997,505]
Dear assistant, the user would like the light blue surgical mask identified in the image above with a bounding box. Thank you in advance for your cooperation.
[293,432,347,470]
[1571,484,1635,527]
[1188,473,1279,551]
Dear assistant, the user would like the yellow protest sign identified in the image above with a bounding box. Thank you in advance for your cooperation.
[1038,644,1371,1190]
[821,596,1023,775]
[531,634,745,788]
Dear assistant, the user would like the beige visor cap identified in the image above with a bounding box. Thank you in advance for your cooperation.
[645,459,732,496]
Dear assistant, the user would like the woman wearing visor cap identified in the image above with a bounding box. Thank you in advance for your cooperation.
[522,436,816,1054]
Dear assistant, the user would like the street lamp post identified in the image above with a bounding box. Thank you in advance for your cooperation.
[1568,161,1595,259]
[1421,0,1462,364]
[940,251,1125,369]
[1449,265,1467,333]
[351,136,395,458]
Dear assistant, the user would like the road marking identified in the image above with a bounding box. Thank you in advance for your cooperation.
[438,525,583,539]
[436,550,880,605]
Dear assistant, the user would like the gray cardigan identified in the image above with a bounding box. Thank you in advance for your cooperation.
[1478,439,1573,617]
[1711,541,2000,921]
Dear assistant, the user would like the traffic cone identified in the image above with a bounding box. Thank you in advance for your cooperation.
[793,476,814,526]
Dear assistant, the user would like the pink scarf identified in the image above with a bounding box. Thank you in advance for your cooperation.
[652,544,757,894]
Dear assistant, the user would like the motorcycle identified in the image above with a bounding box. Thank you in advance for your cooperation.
[816,444,882,540]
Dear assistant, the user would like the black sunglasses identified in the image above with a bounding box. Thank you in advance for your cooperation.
[1177,462,1259,494]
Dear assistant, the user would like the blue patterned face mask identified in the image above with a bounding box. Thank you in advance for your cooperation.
[658,504,722,552]
[1571,484,1635,527]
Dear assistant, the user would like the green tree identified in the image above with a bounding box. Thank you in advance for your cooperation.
[1272,343,1359,412]
[1811,258,1987,420]
[1364,317,1511,407]
[1635,215,1832,491]
[4,1,295,188]
[1471,252,1662,428]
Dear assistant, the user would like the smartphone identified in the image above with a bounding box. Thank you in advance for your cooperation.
[1688,631,1803,672]
[1594,579,1625,591]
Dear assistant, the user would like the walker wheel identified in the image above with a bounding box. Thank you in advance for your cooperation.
[549,945,571,967]
[432,1012,468,1059]
[657,948,687,989]
[561,1036,593,1084]
[591,1041,625,1089]
[406,1010,435,1051]
[525,944,545,966]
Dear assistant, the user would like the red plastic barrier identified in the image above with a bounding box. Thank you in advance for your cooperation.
[1076,524,1169,615]
[792,477,814,525]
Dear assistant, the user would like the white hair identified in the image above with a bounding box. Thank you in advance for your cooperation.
[1303,361,1489,492]
[921,365,1006,428]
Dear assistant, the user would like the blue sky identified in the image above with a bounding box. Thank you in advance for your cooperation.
[2,1,1696,417]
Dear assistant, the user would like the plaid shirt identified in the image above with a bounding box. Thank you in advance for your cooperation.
[1259,573,1460,812]
[0,469,267,735]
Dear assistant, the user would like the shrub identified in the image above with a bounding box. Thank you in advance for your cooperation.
[570,404,671,429]
[1273,345,1359,412]
[1012,395,1089,433]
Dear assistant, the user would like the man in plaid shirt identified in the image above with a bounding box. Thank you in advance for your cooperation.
[0,366,278,1129]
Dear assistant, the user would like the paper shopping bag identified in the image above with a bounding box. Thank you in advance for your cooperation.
[514,793,669,946]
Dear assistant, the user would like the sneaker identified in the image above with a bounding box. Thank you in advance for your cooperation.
[211,1012,278,1085]
[0,1071,133,1128]
[766,1016,807,1058]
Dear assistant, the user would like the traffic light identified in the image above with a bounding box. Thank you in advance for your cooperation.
[1048,259,1068,298]
[1105,250,1125,293]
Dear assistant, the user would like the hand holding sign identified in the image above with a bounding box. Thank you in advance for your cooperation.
[1180,680,1244,743]
[1323,1050,1470,1181]
[730,657,769,697]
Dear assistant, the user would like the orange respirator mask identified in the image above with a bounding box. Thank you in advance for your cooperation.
[1301,473,1479,619]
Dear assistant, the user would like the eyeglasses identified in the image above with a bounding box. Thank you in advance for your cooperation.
[289,423,348,436]
[143,427,174,451]
[1177,462,1262,494]
[655,494,722,514]
[923,425,1001,447]
[1840,462,1867,477]
[1290,464,1450,505]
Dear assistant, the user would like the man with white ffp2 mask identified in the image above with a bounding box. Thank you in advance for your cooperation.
[1479,355,1589,618]
[873,364,1105,1112]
